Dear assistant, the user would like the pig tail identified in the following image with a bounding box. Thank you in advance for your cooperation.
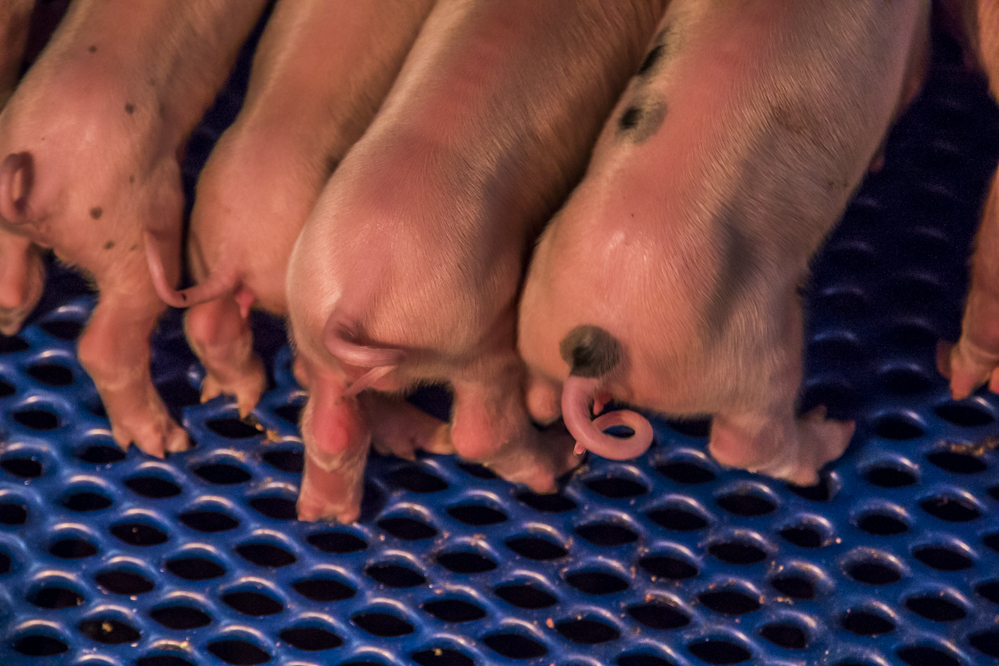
[561,375,654,460]
[323,313,404,396]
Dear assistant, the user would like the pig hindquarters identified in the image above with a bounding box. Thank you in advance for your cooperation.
[287,0,667,522]
[0,0,266,456]
[146,0,434,419]
[938,0,999,399]
[518,0,930,485]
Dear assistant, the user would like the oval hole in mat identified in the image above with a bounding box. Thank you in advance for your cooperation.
[708,540,767,564]
[412,647,474,666]
[77,441,126,464]
[1,455,42,478]
[879,366,933,395]
[913,545,973,571]
[205,418,260,439]
[235,543,296,568]
[0,335,29,353]
[446,504,507,526]
[110,522,169,546]
[785,474,837,501]
[493,583,557,609]
[716,491,776,517]
[864,463,917,488]
[39,319,83,341]
[194,462,252,485]
[12,634,68,657]
[95,569,154,595]
[698,589,761,615]
[555,618,620,644]
[647,506,709,532]
[279,626,343,651]
[760,622,808,650]
[976,580,999,603]
[844,558,902,585]
[307,530,367,554]
[27,585,84,609]
[78,618,141,644]
[687,638,752,665]
[292,576,356,602]
[422,598,487,623]
[62,490,113,512]
[274,402,302,425]
[934,401,994,426]
[904,595,965,621]
[770,575,815,600]
[12,408,59,431]
[627,602,690,630]
[927,449,987,474]
[0,378,14,398]
[248,496,296,521]
[221,591,283,617]
[436,551,497,574]
[136,656,196,666]
[639,554,698,580]
[576,521,640,546]
[780,524,829,548]
[482,633,547,659]
[365,562,426,588]
[565,571,629,595]
[872,414,924,440]
[969,631,999,658]
[840,608,895,636]
[0,549,10,574]
[25,363,73,387]
[49,537,97,559]
[165,556,226,581]
[856,512,909,536]
[179,510,238,533]
[352,611,414,637]
[261,448,303,474]
[206,639,271,666]
[150,605,212,630]
[377,516,437,541]
[919,495,980,522]
[896,645,960,666]
[617,654,676,666]
[655,459,715,484]
[516,490,577,513]
[0,501,27,525]
[505,536,567,561]
[584,476,649,498]
[387,466,448,493]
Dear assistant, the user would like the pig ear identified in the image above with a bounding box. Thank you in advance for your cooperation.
[323,313,404,396]
[143,230,236,309]
[561,375,654,460]
[0,152,34,224]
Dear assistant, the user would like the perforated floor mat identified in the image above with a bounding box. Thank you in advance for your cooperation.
[2,25,999,666]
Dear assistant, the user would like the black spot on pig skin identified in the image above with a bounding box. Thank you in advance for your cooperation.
[103,241,114,250]
[124,103,134,115]
[560,326,622,378]
[88,45,96,53]
[128,175,135,184]
[619,106,642,132]
[89,207,102,219]
[637,45,664,76]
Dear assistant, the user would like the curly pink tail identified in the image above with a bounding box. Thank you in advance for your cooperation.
[144,230,235,309]
[561,374,654,460]
[0,152,33,224]
[323,313,404,396]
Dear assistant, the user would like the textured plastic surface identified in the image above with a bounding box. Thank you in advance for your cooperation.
[2,25,999,666]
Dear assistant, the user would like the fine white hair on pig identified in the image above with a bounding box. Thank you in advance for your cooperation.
[519,0,932,485]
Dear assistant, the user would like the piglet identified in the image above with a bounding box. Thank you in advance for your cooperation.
[0,0,266,455]
[287,0,667,522]
[518,0,931,485]
[937,0,999,399]
[145,0,434,420]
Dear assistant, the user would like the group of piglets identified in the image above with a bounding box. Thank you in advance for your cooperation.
[0,0,996,523]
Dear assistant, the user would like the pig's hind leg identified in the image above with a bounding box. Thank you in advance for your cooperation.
[184,295,266,417]
[0,230,43,334]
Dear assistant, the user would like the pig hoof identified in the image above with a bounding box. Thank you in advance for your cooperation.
[0,152,34,223]
[938,338,999,400]
[200,359,267,418]
[786,407,855,483]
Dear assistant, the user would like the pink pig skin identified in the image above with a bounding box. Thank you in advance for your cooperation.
[287,0,668,522]
[0,0,33,109]
[145,0,434,419]
[518,0,931,485]
[0,0,267,456]
[938,0,999,399]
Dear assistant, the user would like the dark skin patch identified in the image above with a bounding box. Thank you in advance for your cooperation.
[89,207,102,220]
[88,45,96,53]
[124,103,134,115]
[560,326,622,378]
[129,244,138,251]
[705,207,758,336]
[103,241,114,250]
[637,44,664,77]
[616,95,668,144]
[129,175,135,184]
